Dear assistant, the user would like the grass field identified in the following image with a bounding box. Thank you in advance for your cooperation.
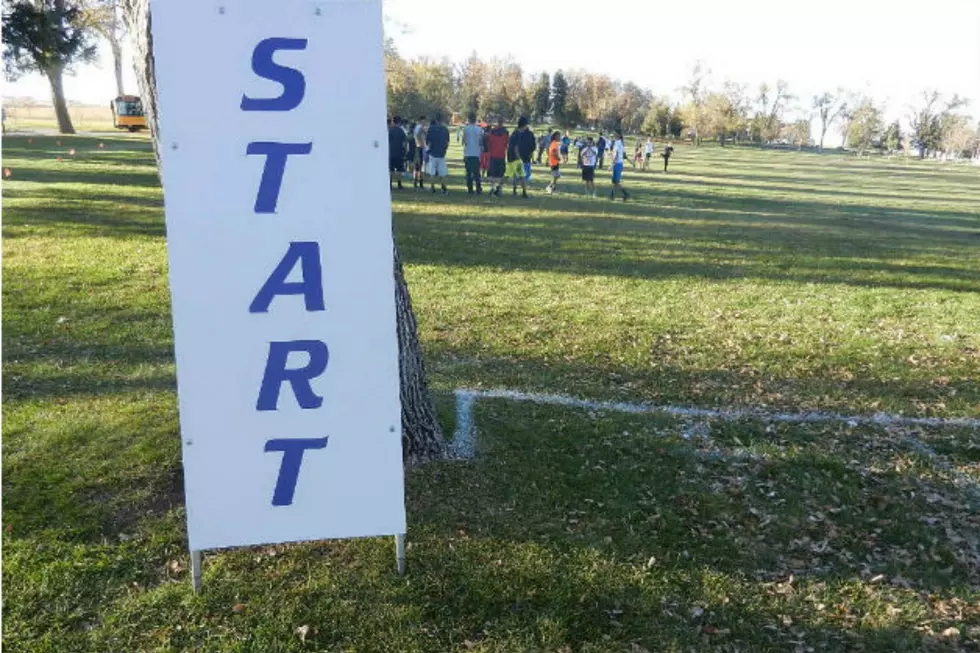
[3,106,119,134]
[3,133,980,652]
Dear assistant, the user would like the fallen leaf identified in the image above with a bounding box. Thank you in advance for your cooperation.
[3,168,11,178]
[232,603,246,614]
[295,624,310,643]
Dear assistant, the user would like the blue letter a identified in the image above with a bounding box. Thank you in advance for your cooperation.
[250,242,324,313]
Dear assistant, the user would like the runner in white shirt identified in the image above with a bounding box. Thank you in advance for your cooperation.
[609,129,630,201]
[580,136,598,197]
[643,137,655,171]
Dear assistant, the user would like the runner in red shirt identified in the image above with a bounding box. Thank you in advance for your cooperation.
[486,119,510,196]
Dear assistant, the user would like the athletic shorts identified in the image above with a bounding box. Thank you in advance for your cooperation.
[425,156,448,177]
[550,165,561,178]
[581,166,595,182]
[644,152,652,160]
[612,162,624,184]
[505,159,524,179]
[560,146,569,154]
[389,155,404,172]
[488,157,506,178]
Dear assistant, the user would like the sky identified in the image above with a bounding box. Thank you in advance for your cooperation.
[4,0,979,143]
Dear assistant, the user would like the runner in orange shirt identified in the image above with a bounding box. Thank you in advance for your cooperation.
[545,131,562,194]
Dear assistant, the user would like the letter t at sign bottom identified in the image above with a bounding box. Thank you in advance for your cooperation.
[264,437,328,506]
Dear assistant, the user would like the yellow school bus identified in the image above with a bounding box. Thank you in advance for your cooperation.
[110,95,147,131]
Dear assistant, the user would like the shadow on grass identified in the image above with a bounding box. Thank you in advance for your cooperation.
[394,188,980,293]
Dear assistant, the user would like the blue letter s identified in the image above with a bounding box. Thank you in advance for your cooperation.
[241,37,308,111]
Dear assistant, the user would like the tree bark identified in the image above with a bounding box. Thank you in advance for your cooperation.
[110,34,125,96]
[47,66,75,134]
[120,0,447,466]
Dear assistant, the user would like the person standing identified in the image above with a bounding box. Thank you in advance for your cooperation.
[425,114,451,194]
[643,137,654,171]
[560,130,571,164]
[609,128,630,200]
[536,132,548,164]
[388,116,408,190]
[545,131,562,194]
[486,119,510,196]
[461,112,484,194]
[662,142,674,172]
[632,139,643,168]
[405,121,418,188]
[480,125,491,178]
[580,136,598,197]
[596,132,607,169]
[412,116,427,189]
[507,116,535,197]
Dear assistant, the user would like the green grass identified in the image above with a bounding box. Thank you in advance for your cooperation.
[3,135,979,652]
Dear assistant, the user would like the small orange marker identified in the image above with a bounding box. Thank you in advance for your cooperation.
[57,157,63,162]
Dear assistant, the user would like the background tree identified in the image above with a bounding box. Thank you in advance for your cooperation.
[3,0,98,134]
[551,70,569,126]
[882,121,902,152]
[847,100,884,153]
[481,59,525,122]
[939,113,976,159]
[679,61,709,145]
[703,83,748,146]
[754,80,793,143]
[530,72,551,122]
[641,97,673,137]
[782,117,812,149]
[120,0,447,465]
[610,82,650,134]
[812,90,846,150]
[581,73,614,128]
[79,0,125,96]
[907,90,968,158]
[456,52,488,118]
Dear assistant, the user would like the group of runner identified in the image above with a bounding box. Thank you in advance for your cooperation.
[387,112,673,200]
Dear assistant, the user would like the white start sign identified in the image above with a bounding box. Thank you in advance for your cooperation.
[151,0,405,552]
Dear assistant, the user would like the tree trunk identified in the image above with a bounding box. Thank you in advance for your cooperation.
[819,122,827,150]
[47,66,75,134]
[110,34,125,96]
[120,0,447,466]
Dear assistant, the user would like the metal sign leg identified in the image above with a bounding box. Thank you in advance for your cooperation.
[191,550,203,593]
[395,534,406,576]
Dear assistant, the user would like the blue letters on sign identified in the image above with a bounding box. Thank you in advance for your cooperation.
[240,37,308,111]
[265,437,328,506]
[246,142,313,213]
[241,37,333,509]
[250,242,325,313]
[257,340,329,411]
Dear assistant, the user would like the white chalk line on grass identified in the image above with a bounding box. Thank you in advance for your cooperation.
[448,387,980,500]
